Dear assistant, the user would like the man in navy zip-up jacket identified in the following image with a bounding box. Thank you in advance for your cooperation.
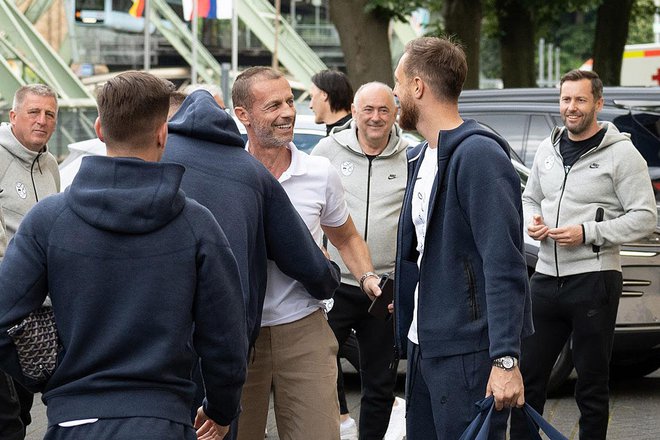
[0,72,247,440]
[392,37,533,439]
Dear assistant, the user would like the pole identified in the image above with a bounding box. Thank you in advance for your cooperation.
[143,0,150,71]
[654,0,660,44]
[192,0,198,85]
[272,0,280,70]
[232,0,238,75]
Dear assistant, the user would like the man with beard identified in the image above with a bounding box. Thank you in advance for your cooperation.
[392,36,533,439]
[232,66,381,440]
[312,82,408,440]
[509,70,656,440]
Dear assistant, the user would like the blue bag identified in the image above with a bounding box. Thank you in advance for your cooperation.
[458,396,568,440]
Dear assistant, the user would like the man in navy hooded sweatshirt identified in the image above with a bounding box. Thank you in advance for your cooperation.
[0,71,248,440]
[392,37,533,439]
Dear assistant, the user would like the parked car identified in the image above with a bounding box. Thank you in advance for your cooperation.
[459,88,660,391]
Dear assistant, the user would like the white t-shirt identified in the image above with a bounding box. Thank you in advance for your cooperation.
[408,145,438,345]
[253,143,349,326]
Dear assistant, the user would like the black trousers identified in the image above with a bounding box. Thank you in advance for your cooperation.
[510,271,622,440]
[44,417,196,440]
[0,373,33,440]
[328,283,398,440]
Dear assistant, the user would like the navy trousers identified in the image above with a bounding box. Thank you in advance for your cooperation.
[405,343,508,440]
[44,417,197,440]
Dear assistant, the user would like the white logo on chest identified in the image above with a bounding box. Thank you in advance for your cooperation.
[341,161,354,176]
[544,155,555,170]
[15,182,27,199]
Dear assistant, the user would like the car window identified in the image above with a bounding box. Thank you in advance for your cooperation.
[525,115,554,166]
[466,114,527,160]
[612,110,660,168]
[293,133,324,153]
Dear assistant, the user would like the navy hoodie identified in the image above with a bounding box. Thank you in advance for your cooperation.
[0,156,248,426]
[395,119,533,360]
[165,90,341,344]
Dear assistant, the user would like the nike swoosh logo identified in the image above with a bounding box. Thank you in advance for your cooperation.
[589,163,600,169]
[388,174,396,180]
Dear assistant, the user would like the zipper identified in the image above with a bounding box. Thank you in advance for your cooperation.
[463,259,479,320]
[364,156,373,240]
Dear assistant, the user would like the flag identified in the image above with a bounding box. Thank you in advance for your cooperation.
[182,0,232,21]
[128,0,145,17]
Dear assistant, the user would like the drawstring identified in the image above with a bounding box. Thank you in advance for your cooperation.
[29,147,45,202]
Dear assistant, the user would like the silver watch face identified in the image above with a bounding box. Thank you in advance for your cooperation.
[502,357,514,369]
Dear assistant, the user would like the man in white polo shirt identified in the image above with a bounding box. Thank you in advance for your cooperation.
[233,66,382,440]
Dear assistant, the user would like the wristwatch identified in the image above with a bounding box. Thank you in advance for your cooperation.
[492,356,518,371]
[359,271,379,292]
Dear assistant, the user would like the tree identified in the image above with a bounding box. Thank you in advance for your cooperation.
[495,0,537,87]
[328,0,397,87]
[442,0,482,89]
[592,0,635,85]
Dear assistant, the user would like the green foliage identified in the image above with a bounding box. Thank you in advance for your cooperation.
[364,0,421,21]
[628,0,656,44]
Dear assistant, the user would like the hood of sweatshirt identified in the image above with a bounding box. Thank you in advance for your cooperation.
[0,122,54,168]
[440,118,511,159]
[66,156,186,234]
[549,120,631,152]
[329,119,407,158]
[167,90,245,148]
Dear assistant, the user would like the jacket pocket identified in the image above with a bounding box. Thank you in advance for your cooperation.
[463,259,480,321]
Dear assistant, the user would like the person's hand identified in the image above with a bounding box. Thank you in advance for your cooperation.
[527,214,549,241]
[485,366,525,411]
[194,406,229,440]
[362,275,381,301]
[387,302,394,314]
[547,224,583,247]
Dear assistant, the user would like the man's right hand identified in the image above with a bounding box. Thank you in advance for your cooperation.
[527,214,549,241]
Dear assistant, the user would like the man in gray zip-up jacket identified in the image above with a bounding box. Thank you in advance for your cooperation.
[0,84,60,440]
[511,70,657,440]
[312,82,409,440]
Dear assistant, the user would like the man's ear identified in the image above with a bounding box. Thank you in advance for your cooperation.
[94,117,105,142]
[413,77,424,99]
[156,121,167,152]
[351,103,357,119]
[9,109,16,126]
[234,106,250,126]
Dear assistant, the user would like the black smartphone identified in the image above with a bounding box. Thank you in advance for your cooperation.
[367,272,394,320]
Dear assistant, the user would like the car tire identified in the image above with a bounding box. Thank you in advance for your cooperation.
[610,354,660,379]
[547,341,574,395]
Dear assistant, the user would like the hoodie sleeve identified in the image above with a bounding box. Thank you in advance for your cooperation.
[583,140,657,246]
[457,138,531,360]
[263,178,341,300]
[0,205,50,383]
[190,207,248,426]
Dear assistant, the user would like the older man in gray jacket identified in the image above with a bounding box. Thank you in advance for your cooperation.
[0,84,60,440]
[511,69,657,440]
[312,81,409,440]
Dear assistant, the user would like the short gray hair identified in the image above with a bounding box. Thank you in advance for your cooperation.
[13,84,58,113]
[353,82,395,108]
[183,83,223,101]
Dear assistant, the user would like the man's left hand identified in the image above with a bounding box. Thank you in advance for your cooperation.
[485,366,525,411]
[547,224,583,247]
[194,407,229,440]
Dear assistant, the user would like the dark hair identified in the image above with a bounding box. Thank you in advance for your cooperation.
[232,67,283,109]
[403,36,467,102]
[560,69,603,100]
[311,70,353,113]
[96,71,174,145]
[13,84,58,113]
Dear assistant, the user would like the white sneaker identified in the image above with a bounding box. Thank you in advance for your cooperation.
[340,416,358,440]
[383,397,406,440]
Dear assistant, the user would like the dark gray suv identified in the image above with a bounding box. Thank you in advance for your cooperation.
[459,87,660,391]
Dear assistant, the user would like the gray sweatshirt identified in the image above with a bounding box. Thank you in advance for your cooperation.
[0,123,60,258]
[312,120,409,286]
[522,121,657,277]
